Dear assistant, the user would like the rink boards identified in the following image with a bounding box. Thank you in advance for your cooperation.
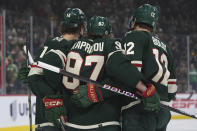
[0,95,36,131]
[0,93,196,131]
[170,93,197,119]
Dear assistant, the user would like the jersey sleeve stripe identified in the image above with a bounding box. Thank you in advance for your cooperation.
[168,79,177,82]
[49,49,67,67]
[131,61,142,67]
[132,63,142,67]
[131,61,142,72]
[106,50,124,63]
[168,79,177,93]
[28,62,43,76]
[131,61,142,64]
[168,81,176,84]
[62,55,66,65]
[168,84,177,93]
[28,67,43,76]
[168,79,177,84]
[30,64,41,68]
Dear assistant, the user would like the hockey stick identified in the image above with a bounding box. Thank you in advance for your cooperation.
[23,46,34,64]
[59,118,66,131]
[175,91,194,100]
[160,104,197,119]
[37,61,138,99]
[186,91,194,100]
[34,61,197,119]
[25,24,32,131]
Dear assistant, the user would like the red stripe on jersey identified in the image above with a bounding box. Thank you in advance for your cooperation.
[132,63,142,67]
[62,55,66,64]
[168,81,176,84]
[30,64,41,68]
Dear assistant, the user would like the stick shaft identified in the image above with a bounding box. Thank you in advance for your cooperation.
[25,24,32,131]
[160,104,197,119]
[23,46,34,64]
[37,61,138,99]
[59,119,66,131]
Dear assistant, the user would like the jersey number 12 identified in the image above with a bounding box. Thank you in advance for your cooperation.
[152,48,170,86]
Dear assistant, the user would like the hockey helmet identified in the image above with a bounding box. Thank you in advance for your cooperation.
[62,8,87,28]
[87,16,112,36]
[134,4,159,28]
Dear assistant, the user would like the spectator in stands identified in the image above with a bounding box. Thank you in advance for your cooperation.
[189,63,197,92]
[6,56,18,93]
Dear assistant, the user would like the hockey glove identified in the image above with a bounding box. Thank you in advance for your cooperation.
[167,93,176,102]
[43,95,67,128]
[71,84,104,108]
[138,84,160,112]
[18,64,30,84]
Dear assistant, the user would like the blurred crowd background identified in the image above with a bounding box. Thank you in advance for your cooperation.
[0,0,197,94]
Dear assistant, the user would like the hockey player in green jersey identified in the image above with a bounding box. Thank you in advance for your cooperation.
[31,15,160,131]
[63,16,160,131]
[121,4,177,131]
[40,16,123,131]
[19,8,87,131]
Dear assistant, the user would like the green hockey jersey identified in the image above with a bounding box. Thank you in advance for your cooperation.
[62,37,146,125]
[61,37,122,125]
[28,36,147,126]
[122,30,177,101]
[28,36,69,124]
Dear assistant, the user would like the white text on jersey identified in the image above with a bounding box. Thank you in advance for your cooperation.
[71,41,104,54]
[152,36,167,52]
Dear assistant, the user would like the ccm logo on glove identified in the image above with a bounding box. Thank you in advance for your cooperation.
[43,98,64,109]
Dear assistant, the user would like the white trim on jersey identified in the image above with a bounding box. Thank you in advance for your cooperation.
[35,122,54,128]
[64,121,120,129]
[121,100,169,111]
[35,121,120,129]
[168,79,177,93]
[106,49,124,63]
[28,63,43,76]
[49,49,67,68]
[131,60,142,72]
[121,100,141,111]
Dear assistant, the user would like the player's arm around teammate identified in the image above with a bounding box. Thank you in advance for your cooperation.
[71,16,160,112]
[19,8,87,131]
[121,4,177,131]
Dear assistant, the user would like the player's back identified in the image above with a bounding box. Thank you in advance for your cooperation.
[123,30,176,101]
[37,36,67,59]
[148,33,175,101]
[36,36,70,90]
[63,37,122,125]
[62,37,94,89]
[63,37,122,86]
